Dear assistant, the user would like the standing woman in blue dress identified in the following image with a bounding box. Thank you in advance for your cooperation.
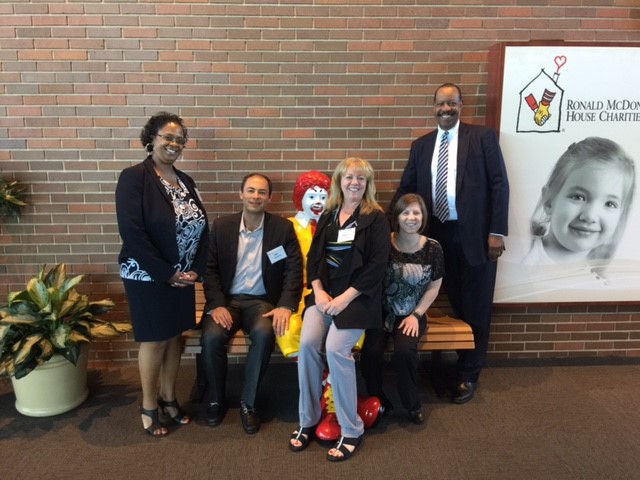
[116,112,209,436]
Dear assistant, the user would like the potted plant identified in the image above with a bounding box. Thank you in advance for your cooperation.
[0,263,132,416]
[0,177,27,220]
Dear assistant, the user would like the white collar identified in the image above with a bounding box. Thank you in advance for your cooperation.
[240,213,265,233]
[438,121,460,140]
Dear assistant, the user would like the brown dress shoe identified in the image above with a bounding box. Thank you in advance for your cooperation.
[239,401,260,434]
[452,381,477,404]
[408,406,424,424]
[205,401,226,427]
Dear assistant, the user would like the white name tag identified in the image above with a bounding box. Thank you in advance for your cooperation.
[267,245,287,264]
[337,227,356,243]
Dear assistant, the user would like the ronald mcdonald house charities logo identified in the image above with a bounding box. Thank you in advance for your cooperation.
[516,56,566,133]
[516,54,640,134]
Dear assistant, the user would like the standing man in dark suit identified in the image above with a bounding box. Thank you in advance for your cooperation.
[201,173,302,433]
[391,83,509,404]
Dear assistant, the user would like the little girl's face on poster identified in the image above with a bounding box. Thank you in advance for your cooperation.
[545,163,625,257]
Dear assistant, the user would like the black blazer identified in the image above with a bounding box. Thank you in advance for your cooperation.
[305,208,390,330]
[392,122,509,266]
[202,211,303,314]
[116,156,209,282]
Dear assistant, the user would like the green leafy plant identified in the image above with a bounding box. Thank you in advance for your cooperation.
[0,177,27,220]
[0,264,132,379]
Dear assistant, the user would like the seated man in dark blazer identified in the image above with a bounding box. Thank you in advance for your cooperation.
[201,173,303,434]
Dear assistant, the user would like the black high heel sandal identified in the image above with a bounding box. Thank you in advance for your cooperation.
[326,435,363,462]
[158,396,191,425]
[289,425,316,452]
[139,406,168,437]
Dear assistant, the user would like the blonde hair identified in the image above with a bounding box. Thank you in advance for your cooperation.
[325,157,383,215]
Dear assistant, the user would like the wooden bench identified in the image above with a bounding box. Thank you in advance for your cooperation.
[183,283,474,401]
[183,283,473,355]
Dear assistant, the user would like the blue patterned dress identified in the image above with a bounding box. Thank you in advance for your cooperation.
[120,176,207,341]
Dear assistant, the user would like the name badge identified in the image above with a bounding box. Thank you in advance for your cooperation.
[267,245,287,264]
[337,227,356,243]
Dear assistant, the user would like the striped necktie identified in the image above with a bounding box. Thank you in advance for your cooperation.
[434,131,450,222]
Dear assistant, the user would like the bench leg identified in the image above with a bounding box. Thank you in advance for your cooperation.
[189,352,208,404]
[428,351,450,397]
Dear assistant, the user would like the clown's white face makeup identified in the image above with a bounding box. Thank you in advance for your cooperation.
[301,186,328,221]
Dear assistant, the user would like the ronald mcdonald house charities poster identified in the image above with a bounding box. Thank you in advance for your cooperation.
[492,44,640,303]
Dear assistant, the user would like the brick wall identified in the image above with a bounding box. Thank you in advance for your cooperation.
[1,1,639,365]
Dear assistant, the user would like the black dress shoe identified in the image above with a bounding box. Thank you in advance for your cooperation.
[408,406,424,424]
[239,401,260,434]
[452,381,477,404]
[206,402,226,427]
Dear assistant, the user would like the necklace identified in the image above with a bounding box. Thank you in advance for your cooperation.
[158,174,181,189]
[153,162,179,186]
[159,173,179,188]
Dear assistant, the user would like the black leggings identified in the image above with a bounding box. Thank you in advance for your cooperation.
[360,314,426,411]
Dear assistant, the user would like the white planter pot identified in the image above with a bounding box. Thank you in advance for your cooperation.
[11,347,89,417]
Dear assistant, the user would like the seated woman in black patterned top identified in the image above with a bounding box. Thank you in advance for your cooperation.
[360,193,444,424]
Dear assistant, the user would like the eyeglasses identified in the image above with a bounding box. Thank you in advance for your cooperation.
[156,134,187,146]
